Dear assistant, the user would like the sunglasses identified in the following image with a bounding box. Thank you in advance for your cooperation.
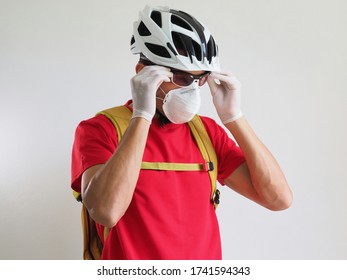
[170,69,211,88]
[140,59,210,87]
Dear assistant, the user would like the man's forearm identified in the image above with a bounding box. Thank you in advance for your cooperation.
[83,117,150,227]
[225,117,292,210]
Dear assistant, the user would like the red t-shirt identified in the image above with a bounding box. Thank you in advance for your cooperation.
[71,101,245,260]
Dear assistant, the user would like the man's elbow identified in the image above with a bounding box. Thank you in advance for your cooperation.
[266,188,293,211]
[84,202,124,228]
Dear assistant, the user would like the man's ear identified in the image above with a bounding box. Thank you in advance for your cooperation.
[135,63,145,74]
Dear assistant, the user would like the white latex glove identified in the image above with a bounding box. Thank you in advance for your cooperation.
[207,71,243,124]
[130,65,172,122]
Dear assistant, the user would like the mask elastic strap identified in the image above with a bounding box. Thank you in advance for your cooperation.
[156,86,167,101]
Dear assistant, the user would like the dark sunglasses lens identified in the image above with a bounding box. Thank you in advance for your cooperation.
[172,72,194,87]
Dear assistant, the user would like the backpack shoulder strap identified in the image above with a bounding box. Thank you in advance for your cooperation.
[97,105,132,141]
[188,115,220,209]
[81,203,102,260]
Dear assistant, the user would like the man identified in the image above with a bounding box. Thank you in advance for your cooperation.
[71,6,292,260]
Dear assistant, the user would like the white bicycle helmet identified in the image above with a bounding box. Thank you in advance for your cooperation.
[130,6,220,71]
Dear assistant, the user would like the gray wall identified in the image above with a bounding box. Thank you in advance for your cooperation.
[1,0,346,259]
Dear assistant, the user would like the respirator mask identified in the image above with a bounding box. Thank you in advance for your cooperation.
[158,82,201,124]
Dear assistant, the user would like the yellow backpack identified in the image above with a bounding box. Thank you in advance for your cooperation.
[73,105,219,259]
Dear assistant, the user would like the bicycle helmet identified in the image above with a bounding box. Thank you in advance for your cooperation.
[130,6,220,71]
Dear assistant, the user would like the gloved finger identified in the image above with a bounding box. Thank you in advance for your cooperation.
[207,75,220,97]
[135,67,173,87]
[211,70,233,77]
[139,67,172,78]
[210,72,241,91]
[152,73,172,88]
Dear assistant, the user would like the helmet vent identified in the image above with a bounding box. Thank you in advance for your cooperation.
[172,32,188,57]
[150,11,162,27]
[145,43,171,58]
[192,40,202,61]
[206,36,217,62]
[166,42,178,56]
[138,21,151,36]
[171,15,193,31]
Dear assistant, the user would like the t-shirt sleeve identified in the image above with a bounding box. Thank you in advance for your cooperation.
[201,117,246,185]
[71,115,118,193]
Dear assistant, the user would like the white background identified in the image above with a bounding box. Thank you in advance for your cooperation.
[1,0,346,260]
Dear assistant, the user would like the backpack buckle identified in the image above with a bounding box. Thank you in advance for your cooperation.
[204,161,214,172]
[213,189,220,208]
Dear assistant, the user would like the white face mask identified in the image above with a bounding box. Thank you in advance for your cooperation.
[158,83,201,124]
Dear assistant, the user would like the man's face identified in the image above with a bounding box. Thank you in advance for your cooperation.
[136,61,209,116]
[155,68,209,114]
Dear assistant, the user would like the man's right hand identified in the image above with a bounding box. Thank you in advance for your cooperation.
[130,65,172,122]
